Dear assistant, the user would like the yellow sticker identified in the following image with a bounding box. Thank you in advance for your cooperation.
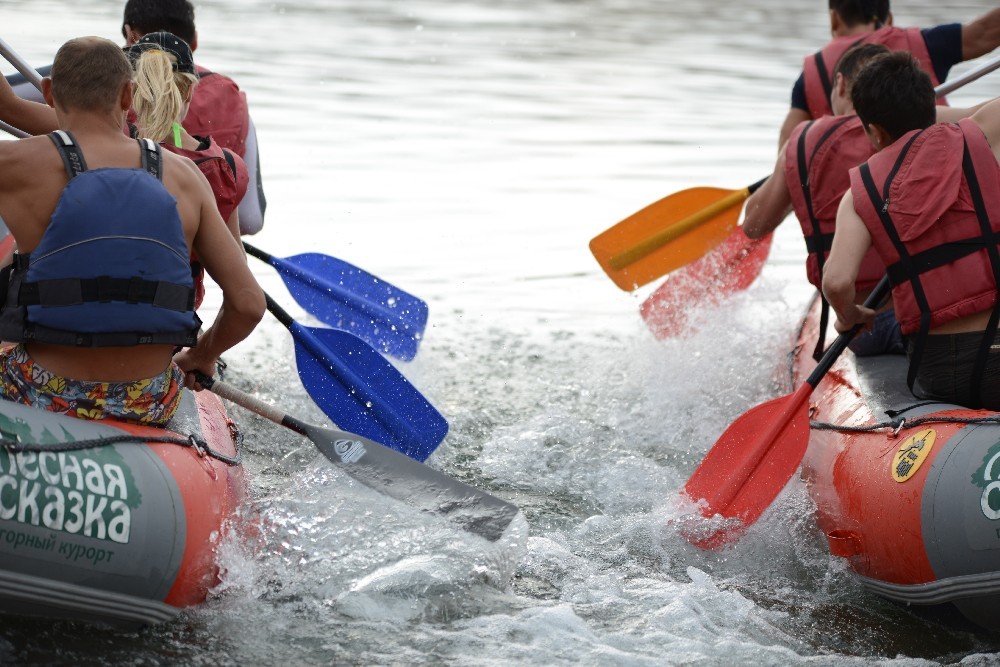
[892,429,936,483]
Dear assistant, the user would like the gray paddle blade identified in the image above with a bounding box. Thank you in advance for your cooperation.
[303,422,520,542]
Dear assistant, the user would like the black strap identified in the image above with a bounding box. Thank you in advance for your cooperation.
[19,323,199,348]
[138,138,163,181]
[812,38,864,111]
[18,276,194,311]
[885,237,992,285]
[47,132,162,181]
[48,130,87,179]
[221,148,238,179]
[813,52,832,109]
[858,131,927,394]
[197,70,216,80]
[803,233,835,255]
[796,117,851,360]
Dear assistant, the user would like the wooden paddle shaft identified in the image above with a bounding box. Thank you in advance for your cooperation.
[203,376,290,427]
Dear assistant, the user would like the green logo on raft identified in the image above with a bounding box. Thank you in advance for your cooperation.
[972,441,1000,521]
[0,413,142,544]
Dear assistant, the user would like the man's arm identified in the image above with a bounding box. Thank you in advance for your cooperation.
[742,145,791,238]
[963,8,1000,60]
[778,107,811,151]
[970,97,1000,163]
[174,171,264,385]
[936,96,998,123]
[823,190,876,332]
[0,75,56,136]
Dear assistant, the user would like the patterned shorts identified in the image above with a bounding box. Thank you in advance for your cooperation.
[0,344,183,425]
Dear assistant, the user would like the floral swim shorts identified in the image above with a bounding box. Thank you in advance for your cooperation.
[0,344,183,425]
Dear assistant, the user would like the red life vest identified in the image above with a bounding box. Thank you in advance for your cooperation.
[802,27,943,119]
[784,114,883,291]
[163,138,249,310]
[163,138,249,223]
[852,119,1000,335]
[183,65,250,158]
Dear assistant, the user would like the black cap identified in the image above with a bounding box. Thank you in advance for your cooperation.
[125,31,195,74]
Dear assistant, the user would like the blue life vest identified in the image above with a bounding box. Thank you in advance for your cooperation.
[0,130,200,347]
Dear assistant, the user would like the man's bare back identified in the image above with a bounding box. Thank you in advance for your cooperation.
[0,36,262,386]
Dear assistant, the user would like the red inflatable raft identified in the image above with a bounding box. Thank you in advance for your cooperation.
[0,388,249,627]
[792,294,1000,630]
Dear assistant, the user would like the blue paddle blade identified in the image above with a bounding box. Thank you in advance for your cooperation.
[289,321,447,461]
[273,253,428,361]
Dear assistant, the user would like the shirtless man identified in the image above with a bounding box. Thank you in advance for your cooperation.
[0,37,264,424]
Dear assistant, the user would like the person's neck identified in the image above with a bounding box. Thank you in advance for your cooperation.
[58,109,128,141]
[836,23,877,38]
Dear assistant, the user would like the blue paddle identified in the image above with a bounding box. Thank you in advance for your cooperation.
[245,243,427,361]
[265,293,446,461]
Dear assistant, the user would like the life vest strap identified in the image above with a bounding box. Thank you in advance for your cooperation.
[797,116,851,360]
[19,324,199,348]
[47,131,163,181]
[859,130,928,394]
[18,276,194,312]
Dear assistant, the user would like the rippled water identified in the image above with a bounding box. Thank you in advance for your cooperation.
[1,0,999,664]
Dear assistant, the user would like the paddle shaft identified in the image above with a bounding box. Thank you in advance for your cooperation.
[200,374,520,542]
[705,276,891,511]
[935,53,1000,97]
[0,119,28,138]
[608,177,767,270]
[0,38,39,138]
[0,37,42,92]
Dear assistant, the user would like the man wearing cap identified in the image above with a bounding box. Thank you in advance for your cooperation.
[122,0,265,235]
[122,0,249,157]
[0,37,264,424]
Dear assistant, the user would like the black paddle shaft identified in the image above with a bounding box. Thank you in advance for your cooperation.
[242,242,272,264]
[263,292,296,329]
[806,275,891,388]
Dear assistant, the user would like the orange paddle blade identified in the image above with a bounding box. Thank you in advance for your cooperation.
[590,186,750,291]
[681,383,812,550]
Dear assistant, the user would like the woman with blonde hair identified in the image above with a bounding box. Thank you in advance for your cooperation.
[127,31,248,308]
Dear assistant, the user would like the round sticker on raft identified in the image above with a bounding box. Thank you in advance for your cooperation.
[892,429,936,483]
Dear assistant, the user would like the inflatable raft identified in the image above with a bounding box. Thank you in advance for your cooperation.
[791,294,1000,630]
[0,388,248,627]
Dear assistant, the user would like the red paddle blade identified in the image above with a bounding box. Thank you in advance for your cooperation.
[681,383,812,550]
[641,229,772,339]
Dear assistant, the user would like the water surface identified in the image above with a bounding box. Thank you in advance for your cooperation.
[1,0,999,663]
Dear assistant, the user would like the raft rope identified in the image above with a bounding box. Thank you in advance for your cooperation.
[0,427,243,466]
[810,410,1000,436]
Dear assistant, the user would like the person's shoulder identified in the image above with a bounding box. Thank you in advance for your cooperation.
[160,148,209,184]
[0,135,57,164]
[194,64,243,90]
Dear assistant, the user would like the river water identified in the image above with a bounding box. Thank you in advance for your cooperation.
[1,0,1000,664]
